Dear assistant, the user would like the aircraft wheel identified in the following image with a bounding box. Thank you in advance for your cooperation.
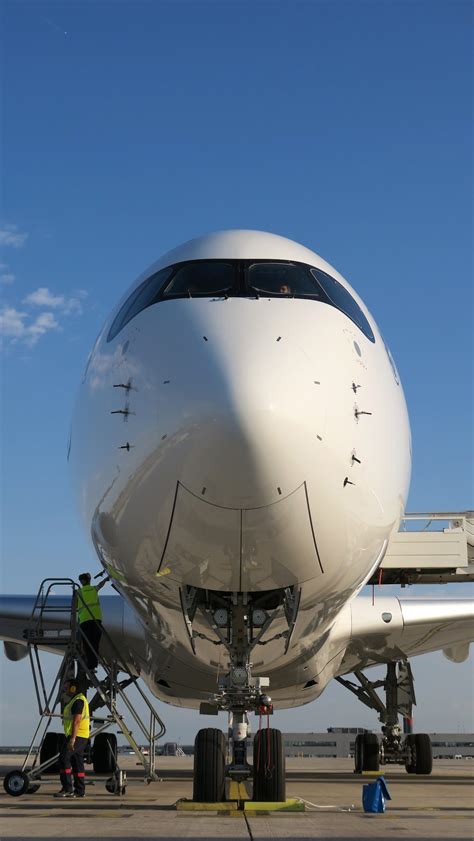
[193,728,226,802]
[93,733,117,774]
[405,733,432,775]
[3,770,30,797]
[354,733,380,773]
[40,732,66,774]
[253,728,286,802]
[404,734,416,773]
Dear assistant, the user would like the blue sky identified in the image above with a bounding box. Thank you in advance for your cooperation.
[1,0,472,743]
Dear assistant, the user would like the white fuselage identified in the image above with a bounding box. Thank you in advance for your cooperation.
[70,230,411,708]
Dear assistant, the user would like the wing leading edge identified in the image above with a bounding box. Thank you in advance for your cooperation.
[338,596,474,676]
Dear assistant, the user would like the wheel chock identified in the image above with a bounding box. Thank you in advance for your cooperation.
[175,797,304,812]
[176,799,238,811]
[243,799,305,812]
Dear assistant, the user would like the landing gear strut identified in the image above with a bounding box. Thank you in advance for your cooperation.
[336,661,433,774]
[185,588,297,801]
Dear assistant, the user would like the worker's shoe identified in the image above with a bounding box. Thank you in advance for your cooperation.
[74,792,86,798]
[53,790,75,798]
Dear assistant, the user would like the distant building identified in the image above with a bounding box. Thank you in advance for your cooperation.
[112,729,474,760]
[283,730,474,759]
[284,728,369,758]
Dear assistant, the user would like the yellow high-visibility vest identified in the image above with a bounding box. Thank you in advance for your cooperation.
[77,585,102,624]
[63,693,90,739]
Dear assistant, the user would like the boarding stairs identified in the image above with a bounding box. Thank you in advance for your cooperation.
[7,577,166,795]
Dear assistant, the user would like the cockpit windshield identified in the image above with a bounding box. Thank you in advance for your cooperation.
[247,262,322,297]
[162,261,237,298]
[107,258,375,344]
[310,268,375,343]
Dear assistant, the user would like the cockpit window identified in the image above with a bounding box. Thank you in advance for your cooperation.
[248,262,322,297]
[107,258,376,344]
[310,268,375,343]
[108,267,173,342]
[162,261,236,298]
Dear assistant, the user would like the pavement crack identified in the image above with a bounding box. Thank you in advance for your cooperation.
[243,811,255,840]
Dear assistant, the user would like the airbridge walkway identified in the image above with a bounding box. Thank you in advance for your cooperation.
[369,512,474,586]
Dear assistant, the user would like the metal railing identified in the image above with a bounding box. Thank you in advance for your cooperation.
[19,577,166,784]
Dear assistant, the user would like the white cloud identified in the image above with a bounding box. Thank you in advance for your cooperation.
[0,306,59,346]
[27,312,59,342]
[24,286,85,315]
[0,307,28,338]
[0,226,28,248]
[1,284,88,349]
[0,273,15,285]
[24,287,65,308]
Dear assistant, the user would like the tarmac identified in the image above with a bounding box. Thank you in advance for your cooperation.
[1,754,473,840]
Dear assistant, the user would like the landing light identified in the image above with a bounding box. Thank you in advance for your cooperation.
[213,608,228,627]
[252,609,267,627]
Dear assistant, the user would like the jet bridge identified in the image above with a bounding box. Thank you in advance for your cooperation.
[369,512,474,586]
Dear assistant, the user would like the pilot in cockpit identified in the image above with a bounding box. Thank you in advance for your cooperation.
[279,284,291,294]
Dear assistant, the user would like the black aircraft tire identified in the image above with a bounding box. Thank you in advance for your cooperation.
[193,728,226,802]
[414,734,433,775]
[3,770,30,797]
[253,728,286,802]
[93,733,118,774]
[404,734,416,773]
[354,733,380,773]
[40,732,66,774]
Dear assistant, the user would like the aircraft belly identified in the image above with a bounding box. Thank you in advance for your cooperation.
[115,580,353,710]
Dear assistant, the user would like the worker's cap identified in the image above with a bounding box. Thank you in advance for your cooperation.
[78,572,91,583]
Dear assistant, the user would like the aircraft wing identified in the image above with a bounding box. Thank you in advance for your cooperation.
[0,594,127,659]
[337,595,474,675]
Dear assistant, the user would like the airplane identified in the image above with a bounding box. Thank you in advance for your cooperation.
[1,230,473,801]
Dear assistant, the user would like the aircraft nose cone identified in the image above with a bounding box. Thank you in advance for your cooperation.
[147,302,330,592]
[157,330,328,592]
[176,314,325,509]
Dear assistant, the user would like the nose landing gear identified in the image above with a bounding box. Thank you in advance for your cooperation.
[187,589,297,803]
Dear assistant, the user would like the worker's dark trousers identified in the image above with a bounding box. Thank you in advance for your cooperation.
[59,736,88,795]
[80,620,102,669]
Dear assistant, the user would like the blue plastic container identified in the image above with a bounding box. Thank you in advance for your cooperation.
[362,775,391,813]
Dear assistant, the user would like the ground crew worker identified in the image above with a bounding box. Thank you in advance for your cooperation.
[77,572,108,670]
[54,678,90,798]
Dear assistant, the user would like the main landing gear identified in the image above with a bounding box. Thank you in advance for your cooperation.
[182,588,298,802]
[337,661,433,775]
